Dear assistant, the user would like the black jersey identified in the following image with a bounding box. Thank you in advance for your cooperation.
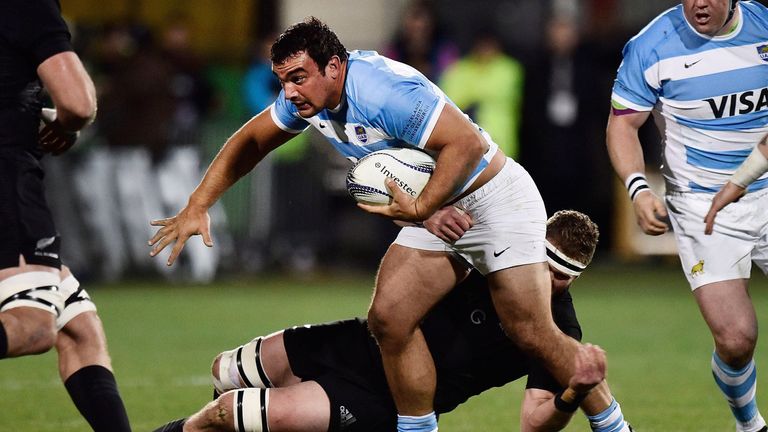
[284,270,581,417]
[0,0,72,150]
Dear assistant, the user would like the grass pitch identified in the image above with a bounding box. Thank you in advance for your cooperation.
[1,263,766,431]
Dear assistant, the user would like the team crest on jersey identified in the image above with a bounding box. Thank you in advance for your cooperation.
[758,45,768,62]
[354,125,368,143]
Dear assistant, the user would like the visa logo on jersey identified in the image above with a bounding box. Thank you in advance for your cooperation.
[704,87,768,118]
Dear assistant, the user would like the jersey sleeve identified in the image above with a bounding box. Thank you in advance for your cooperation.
[269,89,310,133]
[373,79,446,148]
[611,39,659,111]
[8,0,73,67]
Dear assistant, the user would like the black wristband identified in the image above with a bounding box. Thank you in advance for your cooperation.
[554,391,588,413]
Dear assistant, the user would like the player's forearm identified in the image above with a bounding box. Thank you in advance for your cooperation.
[729,135,768,188]
[578,380,613,416]
[38,52,97,131]
[188,127,264,209]
[417,137,484,218]
[523,395,577,432]
[606,113,646,181]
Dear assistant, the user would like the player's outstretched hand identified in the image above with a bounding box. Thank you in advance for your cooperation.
[632,191,668,236]
[148,205,213,266]
[704,181,745,235]
[423,205,473,242]
[569,343,607,395]
[358,178,423,222]
[39,108,79,155]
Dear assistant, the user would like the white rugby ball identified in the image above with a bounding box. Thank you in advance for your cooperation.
[347,148,435,205]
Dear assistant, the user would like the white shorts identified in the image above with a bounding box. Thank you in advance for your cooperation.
[395,158,547,275]
[666,189,768,290]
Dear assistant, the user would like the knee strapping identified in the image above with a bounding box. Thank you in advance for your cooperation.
[232,388,269,432]
[213,337,273,393]
[0,272,63,316]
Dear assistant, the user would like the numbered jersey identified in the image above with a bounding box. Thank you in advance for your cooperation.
[270,50,499,198]
[612,1,768,193]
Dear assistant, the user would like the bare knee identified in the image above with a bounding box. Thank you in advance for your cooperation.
[1,308,57,356]
[58,312,107,350]
[367,303,416,350]
[714,329,757,366]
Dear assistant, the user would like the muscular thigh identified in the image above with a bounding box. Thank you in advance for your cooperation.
[372,245,465,323]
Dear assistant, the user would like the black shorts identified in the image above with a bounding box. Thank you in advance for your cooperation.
[283,319,397,432]
[0,149,61,269]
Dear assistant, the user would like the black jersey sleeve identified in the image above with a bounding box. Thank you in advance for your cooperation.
[2,0,72,67]
[524,290,582,392]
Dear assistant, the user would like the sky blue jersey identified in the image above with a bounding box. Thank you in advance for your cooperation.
[270,50,500,198]
[612,1,768,193]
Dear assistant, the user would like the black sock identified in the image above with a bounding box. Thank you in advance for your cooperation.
[153,418,187,432]
[0,322,7,359]
[64,365,131,432]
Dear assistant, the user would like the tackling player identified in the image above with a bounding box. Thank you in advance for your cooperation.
[606,1,768,431]
[153,210,633,432]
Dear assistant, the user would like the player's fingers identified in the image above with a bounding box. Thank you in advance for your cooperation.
[52,138,75,156]
[149,233,177,257]
[201,226,214,247]
[148,225,171,246]
[357,202,386,215]
[150,218,173,227]
[167,240,186,266]
[704,207,717,235]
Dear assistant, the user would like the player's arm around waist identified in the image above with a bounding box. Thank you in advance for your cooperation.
[419,103,486,218]
[189,108,296,209]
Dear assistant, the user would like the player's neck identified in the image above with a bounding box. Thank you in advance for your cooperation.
[715,7,740,37]
[329,60,348,110]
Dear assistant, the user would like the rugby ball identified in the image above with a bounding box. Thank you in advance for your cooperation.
[347,148,435,205]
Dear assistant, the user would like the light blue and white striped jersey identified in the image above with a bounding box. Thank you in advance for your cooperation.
[270,50,500,198]
[612,1,768,193]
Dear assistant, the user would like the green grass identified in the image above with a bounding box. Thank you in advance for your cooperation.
[1,264,766,431]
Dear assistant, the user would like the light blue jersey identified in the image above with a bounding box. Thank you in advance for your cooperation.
[270,50,499,198]
[612,1,768,193]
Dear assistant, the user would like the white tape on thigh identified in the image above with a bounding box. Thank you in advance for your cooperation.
[232,388,269,432]
[56,275,97,330]
[0,272,63,315]
[214,349,239,393]
[215,337,273,393]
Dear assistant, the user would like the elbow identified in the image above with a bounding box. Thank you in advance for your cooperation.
[57,92,97,131]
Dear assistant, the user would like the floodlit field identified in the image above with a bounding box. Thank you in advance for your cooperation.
[2,263,766,431]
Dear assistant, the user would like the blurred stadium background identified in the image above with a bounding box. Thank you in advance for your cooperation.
[2,0,767,430]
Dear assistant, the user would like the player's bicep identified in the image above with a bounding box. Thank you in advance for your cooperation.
[241,108,299,154]
[607,109,651,138]
[423,103,486,154]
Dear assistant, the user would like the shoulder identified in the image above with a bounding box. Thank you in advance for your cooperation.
[741,1,768,22]
[622,5,686,62]
[346,50,441,117]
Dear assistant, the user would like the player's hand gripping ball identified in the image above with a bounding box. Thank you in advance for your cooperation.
[346,148,435,205]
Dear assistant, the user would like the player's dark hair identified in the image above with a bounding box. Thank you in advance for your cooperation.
[270,17,348,75]
[546,210,600,265]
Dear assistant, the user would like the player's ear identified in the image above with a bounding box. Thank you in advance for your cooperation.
[326,56,341,78]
